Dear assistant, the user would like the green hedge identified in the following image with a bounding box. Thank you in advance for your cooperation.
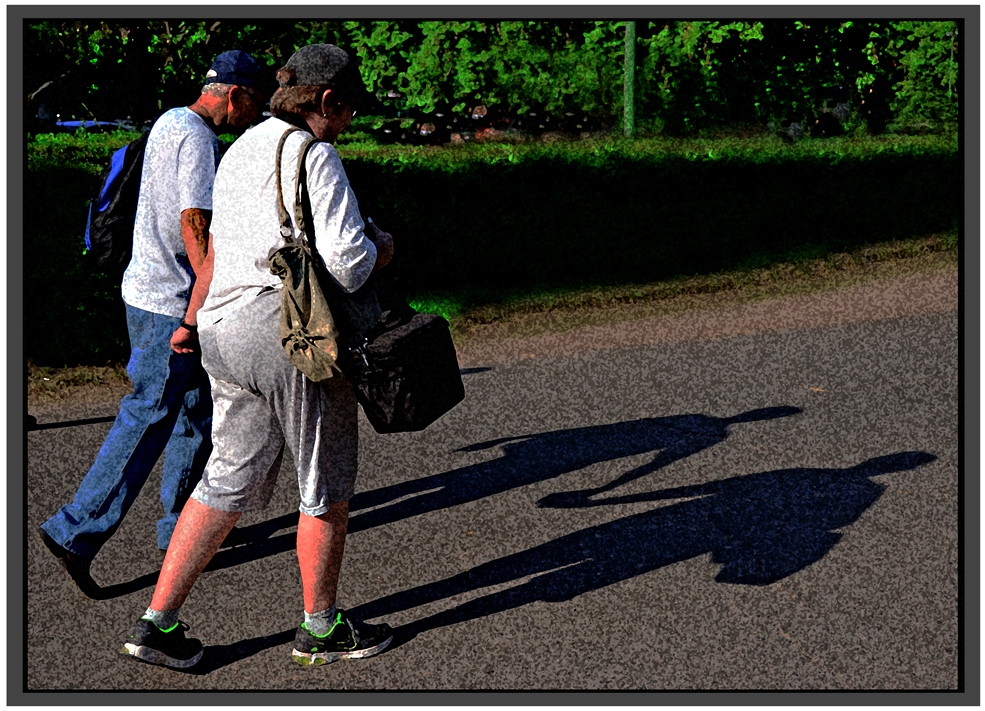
[342,134,960,288]
[26,148,128,367]
[24,133,960,367]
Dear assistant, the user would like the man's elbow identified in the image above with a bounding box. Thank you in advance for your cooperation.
[336,273,369,294]
[180,208,212,233]
[335,265,374,294]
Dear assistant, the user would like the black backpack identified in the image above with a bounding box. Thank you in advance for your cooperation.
[84,130,150,278]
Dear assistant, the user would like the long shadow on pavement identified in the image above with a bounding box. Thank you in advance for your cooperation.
[346,406,803,534]
[154,447,935,674]
[348,451,936,644]
[95,513,302,599]
[99,407,801,598]
[176,450,936,675]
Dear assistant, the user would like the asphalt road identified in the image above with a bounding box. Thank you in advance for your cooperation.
[21,268,961,697]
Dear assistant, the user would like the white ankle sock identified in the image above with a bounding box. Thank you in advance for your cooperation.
[142,606,180,631]
[304,605,338,636]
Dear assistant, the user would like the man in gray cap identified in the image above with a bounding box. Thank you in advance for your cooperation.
[39,50,269,599]
[119,44,394,670]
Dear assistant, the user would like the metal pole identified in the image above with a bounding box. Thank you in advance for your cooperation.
[946,29,957,101]
[624,21,636,138]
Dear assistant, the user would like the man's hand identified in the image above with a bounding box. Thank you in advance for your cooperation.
[170,325,199,354]
[365,218,394,273]
[372,231,394,272]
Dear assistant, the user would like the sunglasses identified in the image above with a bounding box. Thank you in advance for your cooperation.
[335,100,357,118]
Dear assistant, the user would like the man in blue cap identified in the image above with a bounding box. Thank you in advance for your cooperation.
[39,50,270,599]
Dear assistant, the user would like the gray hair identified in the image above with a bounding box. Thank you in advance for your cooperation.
[200,82,234,98]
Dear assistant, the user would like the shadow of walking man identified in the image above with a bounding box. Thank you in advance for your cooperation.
[348,406,803,533]
[93,407,803,599]
[350,452,935,641]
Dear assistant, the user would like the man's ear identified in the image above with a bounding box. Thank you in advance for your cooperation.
[320,88,334,116]
[223,86,238,116]
[229,85,247,107]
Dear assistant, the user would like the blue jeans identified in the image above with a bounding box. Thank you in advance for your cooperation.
[40,304,212,558]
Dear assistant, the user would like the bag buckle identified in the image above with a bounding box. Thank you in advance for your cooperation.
[351,340,370,368]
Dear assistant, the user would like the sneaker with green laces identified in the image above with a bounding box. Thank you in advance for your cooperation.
[119,618,204,669]
[292,609,393,667]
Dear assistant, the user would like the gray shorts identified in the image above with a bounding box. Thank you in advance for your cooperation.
[192,288,359,516]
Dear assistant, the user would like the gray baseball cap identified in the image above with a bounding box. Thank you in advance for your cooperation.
[283,44,384,112]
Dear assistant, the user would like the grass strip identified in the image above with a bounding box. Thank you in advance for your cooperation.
[415,231,957,325]
[27,231,957,405]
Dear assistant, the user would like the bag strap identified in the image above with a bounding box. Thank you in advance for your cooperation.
[275,127,302,244]
[293,136,322,244]
[294,138,372,340]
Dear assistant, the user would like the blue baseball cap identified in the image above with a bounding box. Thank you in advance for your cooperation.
[205,50,264,87]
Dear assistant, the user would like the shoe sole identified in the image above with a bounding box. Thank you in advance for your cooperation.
[291,634,393,667]
[120,642,204,669]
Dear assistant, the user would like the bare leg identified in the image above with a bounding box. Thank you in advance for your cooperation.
[296,500,349,613]
[150,497,241,611]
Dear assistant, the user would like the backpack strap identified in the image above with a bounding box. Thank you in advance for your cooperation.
[275,127,302,244]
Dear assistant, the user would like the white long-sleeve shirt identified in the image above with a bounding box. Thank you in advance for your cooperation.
[200,116,377,328]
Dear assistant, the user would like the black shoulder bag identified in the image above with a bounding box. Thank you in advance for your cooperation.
[295,138,466,434]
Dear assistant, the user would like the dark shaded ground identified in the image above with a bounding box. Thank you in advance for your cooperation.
[22,267,959,694]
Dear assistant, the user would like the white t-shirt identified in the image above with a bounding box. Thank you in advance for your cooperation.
[121,107,219,317]
[199,116,377,328]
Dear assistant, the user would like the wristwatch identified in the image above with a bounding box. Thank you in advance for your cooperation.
[180,320,198,333]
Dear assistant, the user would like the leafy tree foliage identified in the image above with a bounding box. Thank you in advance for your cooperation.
[866,21,960,126]
[24,18,959,137]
